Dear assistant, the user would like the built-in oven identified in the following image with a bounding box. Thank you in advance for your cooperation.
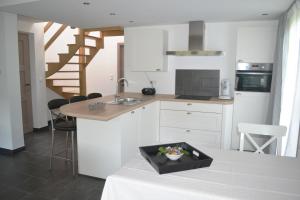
[235,62,273,92]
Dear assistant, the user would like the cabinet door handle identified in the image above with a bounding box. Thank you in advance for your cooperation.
[186,112,192,115]
[131,111,135,114]
[186,130,191,133]
[187,103,192,106]
[156,69,161,71]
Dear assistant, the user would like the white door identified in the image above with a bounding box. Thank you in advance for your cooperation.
[232,92,271,150]
[138,102,159,146]
[18,33,33,134]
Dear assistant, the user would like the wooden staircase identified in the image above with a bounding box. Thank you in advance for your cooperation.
[44,22,124,99]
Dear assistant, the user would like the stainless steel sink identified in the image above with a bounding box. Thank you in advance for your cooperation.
[107,97,142,105]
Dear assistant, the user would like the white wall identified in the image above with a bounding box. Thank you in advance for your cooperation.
[124,21,278,96]
[0,12,24,150]
[86,36,124,96]
[18,18,48,129]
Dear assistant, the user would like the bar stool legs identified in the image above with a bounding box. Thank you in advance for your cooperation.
[71,131,75,176]
[50,130,55,170]
[65,132,69,160]
[49,130,76,176]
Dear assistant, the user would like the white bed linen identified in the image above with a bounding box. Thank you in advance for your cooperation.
[101,147,300,200]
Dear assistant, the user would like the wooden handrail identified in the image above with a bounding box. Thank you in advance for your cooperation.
[45,24,68,50]
[44,21,54,33]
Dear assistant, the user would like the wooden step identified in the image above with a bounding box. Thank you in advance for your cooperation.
[82,45,97,49]
[47,78,79,80]
[67,62,86,64]
[74,54,89,57]
[53,85,80,88]
[74,34,101,40]
[58,70,80,72]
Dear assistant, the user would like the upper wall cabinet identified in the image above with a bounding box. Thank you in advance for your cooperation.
[236,26,277,63]
[125,28,168,72]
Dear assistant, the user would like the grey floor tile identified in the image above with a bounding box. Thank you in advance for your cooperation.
[0,186,29,200]
[0,129,105,200]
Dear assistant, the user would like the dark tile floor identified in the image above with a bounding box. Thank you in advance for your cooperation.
[0,129,105,200]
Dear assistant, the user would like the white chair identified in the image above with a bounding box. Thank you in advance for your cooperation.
[238,123,287,155]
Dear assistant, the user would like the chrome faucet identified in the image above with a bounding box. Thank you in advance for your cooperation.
[115,78,128,101]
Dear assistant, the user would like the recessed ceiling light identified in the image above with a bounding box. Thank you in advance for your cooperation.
[261,13,269,16]
[109,13,117,16]
[82,2,91,6]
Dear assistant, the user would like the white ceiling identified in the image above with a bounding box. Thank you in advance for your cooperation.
[0,0,294,28]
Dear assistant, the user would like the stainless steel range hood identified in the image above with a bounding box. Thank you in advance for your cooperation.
[166,21,224,56]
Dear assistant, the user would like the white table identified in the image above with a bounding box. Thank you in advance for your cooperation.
[101,148,300,200]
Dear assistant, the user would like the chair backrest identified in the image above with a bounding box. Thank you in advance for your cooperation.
[48,99,69,110]
[69,95,87,103]
[238,122,287,155]
[48,99,69,130]
[87,93,102,99]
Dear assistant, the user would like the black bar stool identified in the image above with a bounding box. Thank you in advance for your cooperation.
[48,99,77,176]
[69,95,87,103]
[87,93,102,99]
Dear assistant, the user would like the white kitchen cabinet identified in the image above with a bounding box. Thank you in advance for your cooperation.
[232,92,271,150]
[160,110,222,131]
[236,25,277,63]
[138,101,160,146]
[159,101,233,150]
[160,127,221,149]
[160,101,222,113]
[120,108,141,164]
[125,28,168,72]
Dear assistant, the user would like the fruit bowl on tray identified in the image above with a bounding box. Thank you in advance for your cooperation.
[158,146,189,161]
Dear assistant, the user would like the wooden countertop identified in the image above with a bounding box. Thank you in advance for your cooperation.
[60,93,233,121]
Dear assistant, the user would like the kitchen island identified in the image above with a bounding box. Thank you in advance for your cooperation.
[60,93,233,179]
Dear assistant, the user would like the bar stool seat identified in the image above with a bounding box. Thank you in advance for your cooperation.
[54,119,76,131]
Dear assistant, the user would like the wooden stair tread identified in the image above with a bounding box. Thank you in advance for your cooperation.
[47,78,79,80]
[58,71,80,72]
[53,85,80,87]
[74,34,101,40]
[68,62,86,64]
[82,45,97,49]
[74,54,89,56]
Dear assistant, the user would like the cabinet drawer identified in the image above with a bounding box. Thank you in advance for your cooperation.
[160,110,222,131]
[160,101,222,113]
[160,127,221,149]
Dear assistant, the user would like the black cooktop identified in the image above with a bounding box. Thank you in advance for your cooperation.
[175,95,212,100]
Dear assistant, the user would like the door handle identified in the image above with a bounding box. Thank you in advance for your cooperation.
[25,83,31,86]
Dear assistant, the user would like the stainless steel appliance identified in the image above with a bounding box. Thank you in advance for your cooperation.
[235,62,273,92]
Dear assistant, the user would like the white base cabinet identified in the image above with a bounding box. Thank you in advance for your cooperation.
[76,100,232,179]
[138,102,160,146]
[159,101,233,150]
[77,102,159,179]
[232,92,271,151]
[160,127,221,149]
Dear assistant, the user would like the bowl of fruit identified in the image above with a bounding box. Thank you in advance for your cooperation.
[158,146,189,161]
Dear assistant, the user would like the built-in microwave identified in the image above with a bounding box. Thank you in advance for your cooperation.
[235,62,273,92]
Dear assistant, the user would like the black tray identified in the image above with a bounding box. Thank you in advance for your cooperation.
[139,142,213,174]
